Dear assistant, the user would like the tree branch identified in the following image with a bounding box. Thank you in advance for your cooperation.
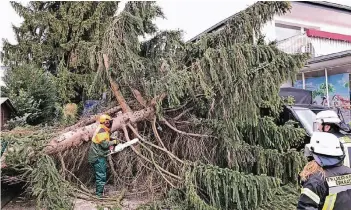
[131,88,147,107]
[58,152,66,179]
[151,117,166,148]
[173,107,194,121]
[103,53,132,113]
[174,121,194,125]
[107,155,118,185]
[62,105,122,133]
[45,107,155,154]
[164,94,205,113]
[104,52,141,148]
[208,98,215,118]
[150,93,167,106]
[164,103,189,113]
[128,123,184,164]
[160,118,215,138]
[121,125,147,160]
[122,126,181,181]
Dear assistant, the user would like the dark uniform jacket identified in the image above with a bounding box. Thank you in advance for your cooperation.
[297,165,351,210]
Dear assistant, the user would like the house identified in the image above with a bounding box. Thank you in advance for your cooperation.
[189,1,351,121]
[0,98,15,130]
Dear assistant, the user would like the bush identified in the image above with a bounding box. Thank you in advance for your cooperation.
[61,103,78,125]
[1,64,59,125]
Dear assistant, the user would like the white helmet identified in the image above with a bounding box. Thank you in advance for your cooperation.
[306,132,344,156]
[314,110,341,124]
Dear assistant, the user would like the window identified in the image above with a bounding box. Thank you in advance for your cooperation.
[275,23,302,41]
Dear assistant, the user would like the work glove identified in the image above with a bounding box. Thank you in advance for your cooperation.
[111,140,118,146]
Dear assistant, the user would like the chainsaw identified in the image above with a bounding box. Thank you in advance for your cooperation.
[107,138,139,156]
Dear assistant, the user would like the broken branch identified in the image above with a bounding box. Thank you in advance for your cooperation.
[160,118,215,138]
[107,155,118,185]
[131,88,147,107]
[173,107,194,121]
[128,123,184,164]
[150,93,167,106]
[151,117,166,148]
[208,98,215,118]
[103,53,132,113]
[122,126,181,181]
[164,94,205,113]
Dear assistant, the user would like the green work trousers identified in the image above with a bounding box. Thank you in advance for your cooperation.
[92,157,107,197]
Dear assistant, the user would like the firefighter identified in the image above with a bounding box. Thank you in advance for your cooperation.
[88,114,120,197]
[297,132,351,210]
[314,110,341,134]
[305,110,344,161]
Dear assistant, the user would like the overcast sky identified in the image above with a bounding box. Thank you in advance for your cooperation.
[0,0,257,44]
[1,0,351,65]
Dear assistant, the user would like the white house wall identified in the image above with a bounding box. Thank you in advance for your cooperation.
[259,2,351,89]
[262,17,351,44]
[275,16,351,35]
[262,1,351,43]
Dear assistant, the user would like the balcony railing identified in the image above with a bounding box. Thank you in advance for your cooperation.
[277,33,351,58]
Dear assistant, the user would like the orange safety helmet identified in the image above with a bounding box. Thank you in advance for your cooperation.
[99,114,112,124]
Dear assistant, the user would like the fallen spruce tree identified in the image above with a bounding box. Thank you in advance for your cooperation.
[1,1,310,209]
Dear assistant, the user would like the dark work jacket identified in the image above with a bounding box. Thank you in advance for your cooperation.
[297,165,351,210]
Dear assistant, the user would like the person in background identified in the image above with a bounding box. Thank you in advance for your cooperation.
[88,114,120,197]
[297,132,351,210]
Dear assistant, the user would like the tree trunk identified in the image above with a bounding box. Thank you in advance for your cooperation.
[45,107,155,154]
[62,106,122,133]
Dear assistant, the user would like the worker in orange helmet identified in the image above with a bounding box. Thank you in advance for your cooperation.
[88,114,120,197]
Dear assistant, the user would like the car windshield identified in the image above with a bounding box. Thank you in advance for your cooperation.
[293,108,316,135]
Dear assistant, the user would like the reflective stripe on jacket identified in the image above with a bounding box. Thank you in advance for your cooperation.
[297,165,351,210]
